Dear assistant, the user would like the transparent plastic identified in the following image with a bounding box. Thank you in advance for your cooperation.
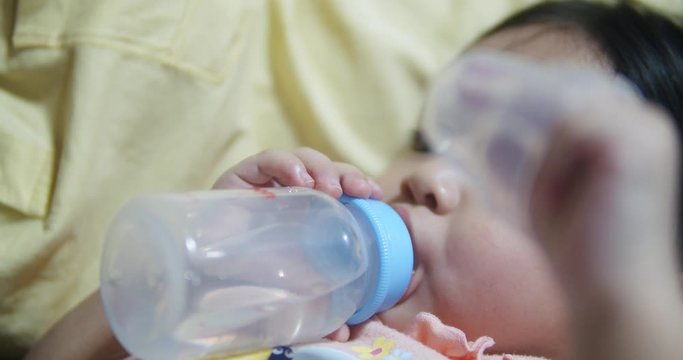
[420,51,639,228]
[100,187,411,360]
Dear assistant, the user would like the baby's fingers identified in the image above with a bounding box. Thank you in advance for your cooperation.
[213,150,315,189]
[337,163,383,199]
[213,147,381,200]
[291,147,344,198]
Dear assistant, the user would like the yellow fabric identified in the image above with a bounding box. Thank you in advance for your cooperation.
[0,0,680,351]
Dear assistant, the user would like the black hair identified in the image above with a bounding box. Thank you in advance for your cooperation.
[486,1,683,126]
[486,0,683,264]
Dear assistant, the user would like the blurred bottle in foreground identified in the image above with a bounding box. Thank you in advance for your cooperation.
[420,50,639,229]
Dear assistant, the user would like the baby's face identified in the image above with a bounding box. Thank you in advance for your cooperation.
[375,25,609,357]
[378,152,570,356]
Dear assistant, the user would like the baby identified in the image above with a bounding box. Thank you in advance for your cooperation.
[209,60,681,359]
[211,2,683,359]
[26,2,683,360]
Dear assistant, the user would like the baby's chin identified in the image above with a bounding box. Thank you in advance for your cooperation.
[375,295,427,332]
[373,263,435,333]
[374,310,412,332]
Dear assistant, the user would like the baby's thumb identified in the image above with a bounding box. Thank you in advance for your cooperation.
[324,324,350,342]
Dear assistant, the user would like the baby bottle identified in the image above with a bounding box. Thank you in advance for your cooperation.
[100,187,413,360]
[420,50,640,227]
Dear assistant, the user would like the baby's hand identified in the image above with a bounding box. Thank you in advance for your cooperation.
[529,84,683,360]
[531,93,679,295]
[435,52,683,359]
[213,147,382,199]
[437,51,679,298]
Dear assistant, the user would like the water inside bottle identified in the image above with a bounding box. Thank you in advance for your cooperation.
[168,203,367,356]
[104,190,369,358]
[173,285,356,356]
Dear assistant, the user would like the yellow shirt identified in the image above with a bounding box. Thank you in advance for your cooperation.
[1,0,679,352]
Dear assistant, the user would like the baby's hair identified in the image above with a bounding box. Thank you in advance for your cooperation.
[485,0,683,265]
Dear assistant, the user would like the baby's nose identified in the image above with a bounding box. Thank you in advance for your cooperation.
[400,164,462,214]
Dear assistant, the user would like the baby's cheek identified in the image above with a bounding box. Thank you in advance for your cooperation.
[444,218,548,293]
[444,220,506,264]
[441,220,569,347]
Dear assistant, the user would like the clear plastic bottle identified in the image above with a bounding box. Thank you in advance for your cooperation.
[100,187,413,360]
[420,50,639,228]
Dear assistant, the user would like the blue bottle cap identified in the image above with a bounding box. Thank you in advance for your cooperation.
[340,196,413,325]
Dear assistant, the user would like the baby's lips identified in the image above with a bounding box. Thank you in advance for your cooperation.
[390,204,417,266]
[390,203,422,302]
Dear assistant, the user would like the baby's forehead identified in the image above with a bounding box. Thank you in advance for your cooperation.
[471,24,611,72]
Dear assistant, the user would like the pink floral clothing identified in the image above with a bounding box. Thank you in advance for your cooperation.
[204,312,548,360]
